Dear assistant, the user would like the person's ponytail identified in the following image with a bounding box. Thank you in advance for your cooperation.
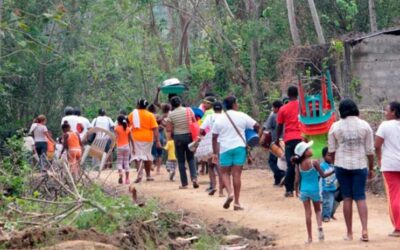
[291,154,303,165]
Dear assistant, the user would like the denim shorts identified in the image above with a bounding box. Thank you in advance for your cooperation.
[220,146,246,167]
[335,167,367,201]
[299,191,322,202]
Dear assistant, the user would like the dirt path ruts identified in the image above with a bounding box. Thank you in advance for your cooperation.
[99,168,399,249]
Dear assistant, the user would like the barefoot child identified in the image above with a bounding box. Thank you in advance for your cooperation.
[293,141,334,244]
[61,121,83,178]
[320,147,338,222]
[164,134,177,181]
[115,115,134,184]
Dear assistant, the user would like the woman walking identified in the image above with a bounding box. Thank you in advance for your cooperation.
[166,96,199,189]
[328,99,374,242]
[31,115,56,171]
[375,101,400,237]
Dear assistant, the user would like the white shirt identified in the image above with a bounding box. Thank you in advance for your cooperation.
[200,113,221,131]
[92,116,114,131]
[32,124,48,142]
[376,120,400,172]
[328,116,374,170]
[212,110,257,154]
[77,116,92,139]
[61,115,79,132]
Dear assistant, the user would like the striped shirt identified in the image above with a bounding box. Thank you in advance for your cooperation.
[167,107,190,135]
[328,116,374,170]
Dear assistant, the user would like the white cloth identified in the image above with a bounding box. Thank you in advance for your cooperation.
[23,136,35,152]
[195,132,213,161]
[77,116,92,139]
[61,115,79,132]
[32,124,48,142]
[212,110,257,154]
[200,113,221,131]
[328,116,374,170]
[91,116,114,131]
[132,109,140,128]
[376,120,400,172]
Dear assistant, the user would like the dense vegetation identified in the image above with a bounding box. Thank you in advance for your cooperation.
[0,0,399,135]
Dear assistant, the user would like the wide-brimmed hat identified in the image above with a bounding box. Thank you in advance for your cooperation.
[294,141,314,157]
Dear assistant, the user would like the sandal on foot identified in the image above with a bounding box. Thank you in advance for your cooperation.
[233,205,244,211]
[219,193,225,197]
[360,234,369,242]
[118,176,123,184]
[134,178,142,184]
[318,227,325,241]
[179,185,188,189]
[343,235,353,241]
[208,189,217,196]
[146,177,154,181]
[304,239,312,244]
[388,231,400,237]
[193,182,199,189]
[223,196,233,209]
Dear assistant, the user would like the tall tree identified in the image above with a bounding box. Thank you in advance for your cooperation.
[307,0,326,44]
[368,0,378,32]
[286,0,301,46]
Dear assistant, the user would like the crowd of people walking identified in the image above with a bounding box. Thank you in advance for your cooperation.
[24,85,400,244]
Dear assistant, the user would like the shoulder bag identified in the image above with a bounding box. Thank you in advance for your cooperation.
[224,111,254,165]
[186,108,200,141]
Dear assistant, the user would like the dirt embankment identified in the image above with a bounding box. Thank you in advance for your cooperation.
[99,168,399,250]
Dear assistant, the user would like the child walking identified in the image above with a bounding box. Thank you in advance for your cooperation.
[164,134,177,181]
[320,147,338,222]
[293,141,334,244]
[61,121,83,178]
[114,115,134,184]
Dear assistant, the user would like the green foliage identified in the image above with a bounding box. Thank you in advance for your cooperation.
[0,135,31,197]
[349,77,362,102]
[74,186,158,234]
[193,233,220,250]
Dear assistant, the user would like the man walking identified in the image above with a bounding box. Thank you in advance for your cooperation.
[276,86,302,197]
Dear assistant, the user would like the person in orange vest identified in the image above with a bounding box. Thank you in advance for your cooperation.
[60,121,84,178]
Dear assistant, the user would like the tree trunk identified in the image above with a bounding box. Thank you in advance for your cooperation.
[164,1,178,64]
[149,3,170,72]
[0,0,3,58]
[221,0,234,19]
[368,0,378,32]
[245,0,262,118]
[286,0,301,46]
[307,0,325,44]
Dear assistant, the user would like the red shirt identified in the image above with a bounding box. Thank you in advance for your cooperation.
[277,100,302,142]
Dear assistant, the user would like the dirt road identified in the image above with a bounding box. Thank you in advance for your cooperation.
[99,168,399,249]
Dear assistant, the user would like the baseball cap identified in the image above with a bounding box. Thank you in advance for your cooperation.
[294,141,314,157]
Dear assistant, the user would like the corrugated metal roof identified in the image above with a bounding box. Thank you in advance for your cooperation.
[346,27,400,46]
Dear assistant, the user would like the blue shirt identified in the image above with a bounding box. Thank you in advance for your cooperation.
[299,167,320,194]
[320,161,337,191]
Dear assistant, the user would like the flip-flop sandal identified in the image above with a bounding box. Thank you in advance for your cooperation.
[233,205,244,211]
[343,235,353,241]
[134,178,142,183]
[223,196,233,209]
[360,234,369,242]
[208,189,217,196]
[219,193,225,197]
[146,177,155,181]
[304,239,312,245]
[179,186,188,189]
[388,231,400,237]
